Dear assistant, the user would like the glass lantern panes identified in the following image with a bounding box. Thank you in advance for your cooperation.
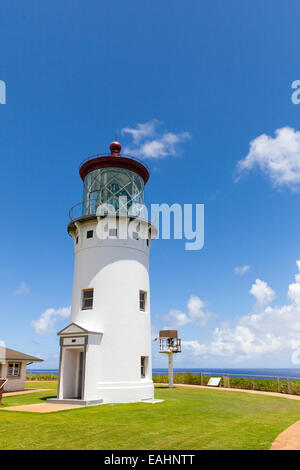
[83,168,145,217]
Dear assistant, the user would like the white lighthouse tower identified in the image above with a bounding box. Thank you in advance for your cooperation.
[50,141,156,405]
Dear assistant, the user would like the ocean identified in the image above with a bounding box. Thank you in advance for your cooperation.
[27,368,300,380]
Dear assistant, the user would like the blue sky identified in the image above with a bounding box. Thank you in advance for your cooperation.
[1,0,300,369]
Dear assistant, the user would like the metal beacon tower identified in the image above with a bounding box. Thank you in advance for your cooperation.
[50,141,157,406]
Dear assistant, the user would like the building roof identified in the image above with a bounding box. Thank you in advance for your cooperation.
[79,141,150,184]
[57,322,103,336]
[2,348,43,363]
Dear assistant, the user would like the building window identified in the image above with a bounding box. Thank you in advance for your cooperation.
[76,236,79,245]
[109,228,118,237]
[87,230,93,239]
[139,291,146,311]
[146,239,149,247]
[141,356,147,378]
[82,288,94,310]
[7,362,21,377]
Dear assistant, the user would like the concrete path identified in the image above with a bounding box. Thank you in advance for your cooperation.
[0,403,82,413]
[157,383,300,401]
[271,421,300,450]
[3,389,54,397]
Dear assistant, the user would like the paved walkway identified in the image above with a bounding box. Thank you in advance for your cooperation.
[157,383,300,401]
[271,421,300,450]
[3,388,54,397]
[0,403,82,413]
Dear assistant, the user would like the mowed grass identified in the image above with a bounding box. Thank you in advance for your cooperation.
[0,381,57,408]
[1,381,300,449]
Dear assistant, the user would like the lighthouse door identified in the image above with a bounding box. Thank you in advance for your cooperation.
[61,348,84,399]
[77,351,84,399]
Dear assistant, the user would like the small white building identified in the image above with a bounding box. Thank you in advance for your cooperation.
[50,141,157,406]
[0,347,43,392]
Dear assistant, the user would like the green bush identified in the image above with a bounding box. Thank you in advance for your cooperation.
[153,373,210,386]
[152,373,300,396]
[26,374,58,381]
[26,372,300,395]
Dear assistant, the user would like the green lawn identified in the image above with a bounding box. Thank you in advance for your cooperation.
[0,381,300,450]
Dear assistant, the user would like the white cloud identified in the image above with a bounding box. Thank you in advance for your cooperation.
[234,265,251,276]
[185,261,300,364]
[182,340,207,356]
[14,281,30,296]
[164,309,191,328]
[163,295,210,329]
[31,306,70,336]
[250,279,275,306]
[122,120,157,144]
[122,120,191,159]
[236,127,300,190]
[187,295,208,324]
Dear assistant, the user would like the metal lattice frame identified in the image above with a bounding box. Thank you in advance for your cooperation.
[83,168,145,217]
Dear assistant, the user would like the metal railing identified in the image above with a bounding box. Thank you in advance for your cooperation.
[25,369,300,396]
[79,153,150,173]
[152,370,300,395]
[26,370,59,380]
[68,200,154,222]
[159,338,182,353]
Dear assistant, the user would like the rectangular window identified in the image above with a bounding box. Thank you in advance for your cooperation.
[76,236,79,245]
[139,291,146,311]
[141,356,147,378]
[82,288,94,310]
[13,363,20,376]
[87,230,93,239]
[7,363,21,377]
[8,363,13,376]
[109,228,118,237]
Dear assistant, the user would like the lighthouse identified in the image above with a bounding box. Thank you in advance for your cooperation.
[51,141,156,405]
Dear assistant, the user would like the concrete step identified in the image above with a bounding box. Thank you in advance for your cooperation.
[47,397,103,407]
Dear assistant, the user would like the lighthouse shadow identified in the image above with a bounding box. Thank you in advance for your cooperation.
[41,396,55,401]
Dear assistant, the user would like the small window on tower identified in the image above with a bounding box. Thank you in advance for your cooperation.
[109,228,118,237]
[139,291,146,311]
[87,230,93,239]
[82,288,94,310]
[76,236,79,245]
[141,356,147,378]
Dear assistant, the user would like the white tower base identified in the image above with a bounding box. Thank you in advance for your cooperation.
[50,321,155,405]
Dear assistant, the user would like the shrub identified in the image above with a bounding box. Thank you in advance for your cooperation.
[26,374,58,381]
[153,373,300,396]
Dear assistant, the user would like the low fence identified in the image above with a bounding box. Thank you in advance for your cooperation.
[26,370,300,396]
[26,370,58,381]
[152,371,300,395]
